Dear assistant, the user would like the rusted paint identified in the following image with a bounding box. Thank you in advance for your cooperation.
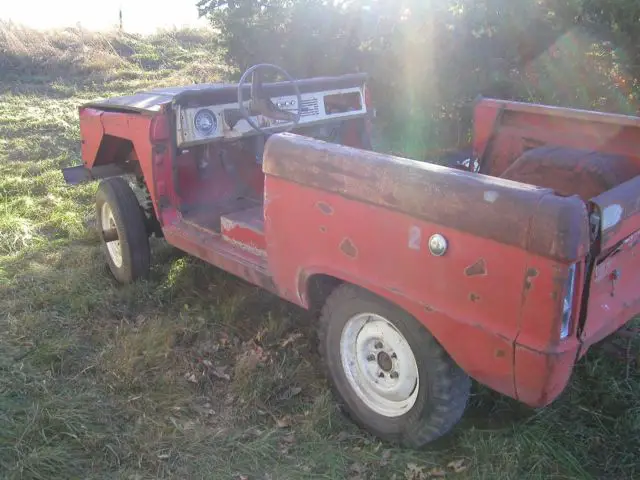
[495,349,506,358]
[465,258,487,277]
[422,304,436,313]
[319,225,327,233]
[263,133,590,262]
[408,225,421,250]
[316,201,334,215]
[469,292,481,302]
[162,222,277,295]
[339,237,358,258]
[523,267,539,290]
[591,176,640,247]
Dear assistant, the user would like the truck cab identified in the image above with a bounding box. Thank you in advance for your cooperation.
[63,64,640,448]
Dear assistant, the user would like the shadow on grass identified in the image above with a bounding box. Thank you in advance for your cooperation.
[2,233,640,479]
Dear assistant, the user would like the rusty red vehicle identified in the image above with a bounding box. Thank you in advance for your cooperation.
[63,63,640,448]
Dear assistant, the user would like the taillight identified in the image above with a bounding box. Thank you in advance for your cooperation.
[150,114,170,142]
[560,263,577,338]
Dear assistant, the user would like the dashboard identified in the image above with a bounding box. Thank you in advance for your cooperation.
[175,85,367,147]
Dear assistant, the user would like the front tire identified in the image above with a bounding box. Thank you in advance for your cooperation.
[96,177,150,284]
[319,285,470,448]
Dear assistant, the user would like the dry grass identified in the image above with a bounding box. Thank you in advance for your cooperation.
[0,22,639,480]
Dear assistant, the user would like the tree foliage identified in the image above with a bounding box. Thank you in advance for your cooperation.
[198,0,640,156]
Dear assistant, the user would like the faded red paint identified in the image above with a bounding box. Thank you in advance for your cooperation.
[74,95,640,411]
[221,207,266,254]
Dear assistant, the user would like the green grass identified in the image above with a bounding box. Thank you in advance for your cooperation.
[1,22,639,480]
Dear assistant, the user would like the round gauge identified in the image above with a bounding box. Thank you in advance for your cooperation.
[194,109,217,135]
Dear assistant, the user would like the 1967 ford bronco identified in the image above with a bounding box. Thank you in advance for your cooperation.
[63,63,640,447]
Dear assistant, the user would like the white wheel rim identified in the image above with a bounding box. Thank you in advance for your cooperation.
[340,313,419,417]
[101,202,123,268]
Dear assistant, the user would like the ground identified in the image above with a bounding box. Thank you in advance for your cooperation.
[0,23,639,480]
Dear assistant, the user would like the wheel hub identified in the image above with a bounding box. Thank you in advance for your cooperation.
[377,351,393,372]
[340,313,420,418]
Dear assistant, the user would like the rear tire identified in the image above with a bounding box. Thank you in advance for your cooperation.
[318,284,470,448]
[96,177,150,284]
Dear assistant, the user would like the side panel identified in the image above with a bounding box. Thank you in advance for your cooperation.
[262,134,592,404]
[581,176,640,347]
[264,176,525,398]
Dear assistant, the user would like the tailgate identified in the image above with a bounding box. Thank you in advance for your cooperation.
[582,175,640,343]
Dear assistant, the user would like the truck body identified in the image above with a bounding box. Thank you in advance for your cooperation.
[63,68,640,446]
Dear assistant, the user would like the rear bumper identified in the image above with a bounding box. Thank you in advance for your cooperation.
[61,164,126,185]
[514,342,579,407]
[514,305,638,407]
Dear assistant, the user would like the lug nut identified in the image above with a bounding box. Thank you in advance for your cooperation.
[367,354,376,361]
[378,372,385,378]
[375,341,383,349]
[390,371,399,379]
[391,352,397,359]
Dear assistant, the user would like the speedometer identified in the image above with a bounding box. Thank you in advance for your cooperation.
[194,109,217,135]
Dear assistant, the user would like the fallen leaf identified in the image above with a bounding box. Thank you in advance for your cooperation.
[185,372,198,383]
[282,432,296,444]
[427,467,446,478]
[157,453,170,460]
[202,359,213,367]
[280,332,303,347]
[404,463,425,480]
[276,416,292,428]
[447,459,468,473]
[380,449,392,466]
[237,475,249,480]
[212,366,231,381]
[348,462,367,479]
[337,431,350,441]
[278,386,302,400]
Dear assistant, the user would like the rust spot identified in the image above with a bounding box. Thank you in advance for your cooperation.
[469,292,480,302]
[319,226,327,233]
[316,201,334,215]
[524,267,539,290]
[422,304,436,313]
[340,237,358,258]
[465,258,487,277]
[495,349,506,358]
[382,192,398,205]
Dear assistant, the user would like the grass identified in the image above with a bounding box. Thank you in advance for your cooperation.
[0,21,639,480]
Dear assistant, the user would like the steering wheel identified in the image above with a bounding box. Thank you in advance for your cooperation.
[237,63,302,135]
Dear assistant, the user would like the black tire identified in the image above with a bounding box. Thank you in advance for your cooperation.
[318,284,470,448]
[95,177,150,284]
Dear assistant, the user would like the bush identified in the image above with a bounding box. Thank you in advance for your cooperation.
[198,0,640,157]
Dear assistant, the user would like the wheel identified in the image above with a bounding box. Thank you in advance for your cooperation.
[318,285,470,448]
[500,146,640,200]
[95,177,150,284]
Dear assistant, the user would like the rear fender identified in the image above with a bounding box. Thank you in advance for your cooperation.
[298,267,518,400]
[75,107,175,222]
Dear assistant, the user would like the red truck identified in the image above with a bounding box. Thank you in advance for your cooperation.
[63,64,640,448]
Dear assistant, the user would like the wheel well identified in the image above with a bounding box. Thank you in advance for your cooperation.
[306,274,343,312]
[94,135,136,169]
